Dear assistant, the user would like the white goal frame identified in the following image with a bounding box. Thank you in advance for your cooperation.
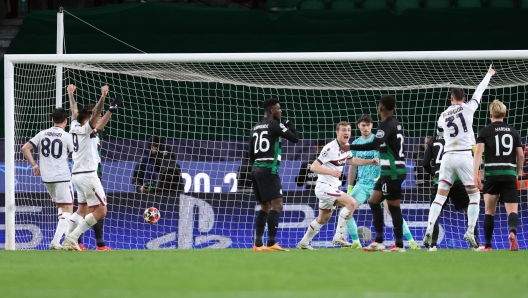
[5,50,528,250]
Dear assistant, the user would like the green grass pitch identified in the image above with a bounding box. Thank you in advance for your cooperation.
[1,249,527,298]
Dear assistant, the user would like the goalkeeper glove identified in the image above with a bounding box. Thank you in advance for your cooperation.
[347,185,353,195]
[109,96,123,113]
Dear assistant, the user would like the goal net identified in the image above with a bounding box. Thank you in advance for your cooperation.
[3,52,528,250]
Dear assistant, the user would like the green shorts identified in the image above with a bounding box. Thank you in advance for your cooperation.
[350,183,374,204]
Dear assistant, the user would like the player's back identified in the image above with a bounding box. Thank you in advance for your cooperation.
[70,119,100,174]
[438,101,478,152]
[250,118,284,174]
[352,135,380,186]
[430,135,445,183]
[478,122,521,182]
[29,126,73,183]
[378,116,406,180]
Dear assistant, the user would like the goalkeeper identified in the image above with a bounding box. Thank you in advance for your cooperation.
[132,136,183,193]
[346,114,420,250]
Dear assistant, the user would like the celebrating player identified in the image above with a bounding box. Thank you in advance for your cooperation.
[423,65,496,249]
[347,114,420,250]
[21,108,74,250]
[249,98,299,252]
[63,85,123,251]
[473,99,523,251]
[297,121,378,250]
[340,95,407,252]
[421,134,481,251]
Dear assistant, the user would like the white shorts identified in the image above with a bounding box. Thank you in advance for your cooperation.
[44,182,74,205]
[315,183,343,211]
[72,172,107,208]
[438,151,475,188]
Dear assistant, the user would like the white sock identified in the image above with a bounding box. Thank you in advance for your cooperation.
[301,219,324,243]
[70,213,98,239]
[52,211,71,245]
[68,212,84,235]
[427,195,447,231]
[467,192,480,233]
[334,207,352,240]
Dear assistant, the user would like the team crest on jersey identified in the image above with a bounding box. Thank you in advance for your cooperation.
[376,130,385,138]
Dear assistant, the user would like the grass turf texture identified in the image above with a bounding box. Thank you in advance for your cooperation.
[1,249,527,298]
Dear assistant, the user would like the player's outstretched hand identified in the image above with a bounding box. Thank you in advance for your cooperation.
[371,158,379,165]
[473,175,482,189]
[340,143,351,152]
[328,169,342,178]
[109,96,123,113]
[67,84,76,94]
[488,64,496,76]
[101,85,109,97]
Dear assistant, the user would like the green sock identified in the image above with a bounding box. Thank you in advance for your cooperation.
[402,218,413,241]
[347,217,359,241]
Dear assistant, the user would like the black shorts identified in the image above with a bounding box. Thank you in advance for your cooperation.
[483,180,519,203]
[374,177,404,201]
[431,181,469,211]
[250,169,283,203]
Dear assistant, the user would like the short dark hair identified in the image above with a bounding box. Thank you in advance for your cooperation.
[450,88,466,101]
[357,114,373,125]
[316,139,326,147]
[263,98,279,111]
[76,107,92,124]
[84,104,95,111]
[379,95,396,111]
[148,136,165,148]
[52,108,68,124]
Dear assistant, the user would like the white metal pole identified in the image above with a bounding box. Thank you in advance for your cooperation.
[4,58,15,250]
[56,9,64,108]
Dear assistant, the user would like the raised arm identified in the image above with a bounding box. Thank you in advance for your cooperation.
[348,157,379,166]
[95,95,123,131]
[89,85,109,128]
[67,84,78,120]
[470,64,496,105]
[273,120,299,143]
[341,137,382,152]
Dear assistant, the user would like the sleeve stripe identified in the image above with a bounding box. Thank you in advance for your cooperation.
[470,98,480,106]
[316,159,323,165]
[28,141,37,149]
[88,121,95,129]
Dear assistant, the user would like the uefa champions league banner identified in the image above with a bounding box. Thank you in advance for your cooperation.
[0,161,419,193]
[1,192,526,250]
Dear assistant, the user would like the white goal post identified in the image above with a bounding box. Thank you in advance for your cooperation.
[4,50,528,250]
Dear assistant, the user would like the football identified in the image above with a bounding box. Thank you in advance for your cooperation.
[143,207,161,224]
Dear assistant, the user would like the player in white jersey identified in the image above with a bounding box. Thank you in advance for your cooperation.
[21,108,74,250]
[297,121,378,250]
[62,85,123,251]
[424,65,496,249]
